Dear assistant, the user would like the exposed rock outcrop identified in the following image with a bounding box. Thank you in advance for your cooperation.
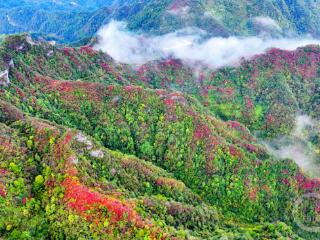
[0,69,9,86]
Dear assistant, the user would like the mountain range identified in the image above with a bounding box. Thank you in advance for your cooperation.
[0,0,320,239]
[1,0,320,44]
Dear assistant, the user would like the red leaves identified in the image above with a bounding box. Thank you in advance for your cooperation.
[14,72,24,82]
[282,178,290,186]
[64,155,79,177]
[176,78,184,86]
[164,98,175,107]
[22,197,27,205]
[248,187,258,201]
[108,85,114,92]
[163,92,185,108]
[266,114,274,124]
[161,59,180,68]
[124,85,134,92]
[62,177,141,223]
[245,96,254,109]
[49,81,73,92]
[155,177,185,191]
[79,46,97,56]
[62,47,82,67]
[217,87,234,97]
[242,143,258,153]
[0,184,6,198]
[62,149,143,226]
[62,47,73,56]
[155,89,166,96]
[63,132,73,145]
[316,203,320,214]
[137,65,149,82]
[296,173,320,191]
[45,179,55,188]
[137,59,185,87]
[228,121,241,129]
[100,62,113,72]
[261,185,270,194]
[34,75,47,83]
[251,46,320,80]
[304,180,320,191]
[122,86,143,96]
[200,89,209,97]
[44,80,104,101]
[229,145,239,157]
[65,167,78,177]
[100,62,123,81]
[194,123,211,140]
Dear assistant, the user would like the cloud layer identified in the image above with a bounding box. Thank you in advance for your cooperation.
[95,20,320,67]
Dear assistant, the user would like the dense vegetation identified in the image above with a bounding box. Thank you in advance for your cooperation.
[138,47,320,137]
[0,35,319,239]
[2,0,320,44]
[0,0,113,11]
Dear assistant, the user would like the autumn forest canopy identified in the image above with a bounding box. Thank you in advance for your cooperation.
[0,0,320,239]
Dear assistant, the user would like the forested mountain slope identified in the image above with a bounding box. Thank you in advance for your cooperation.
[0,35,319,239]
[0,0,113,11]
[1,0,320,43]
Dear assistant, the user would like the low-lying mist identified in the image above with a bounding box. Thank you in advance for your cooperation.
[265,115,320,177]
[94,20,320,67]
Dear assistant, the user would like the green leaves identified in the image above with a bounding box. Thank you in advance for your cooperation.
[26,139,33,150]
[9,162,21,175]
[140,141,154,158]
[33,175,44,189]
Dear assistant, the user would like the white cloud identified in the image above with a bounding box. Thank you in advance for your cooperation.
[253,16,282,31]
[293,115,314,138]
[95,20,320,68]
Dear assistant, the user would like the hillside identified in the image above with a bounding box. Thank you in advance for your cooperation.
[0,35,320,239]
[0,0,113,11]
[138,46,320,136]
[0,0,114,43]
[115,0,320,37]
[2,0,320,43]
